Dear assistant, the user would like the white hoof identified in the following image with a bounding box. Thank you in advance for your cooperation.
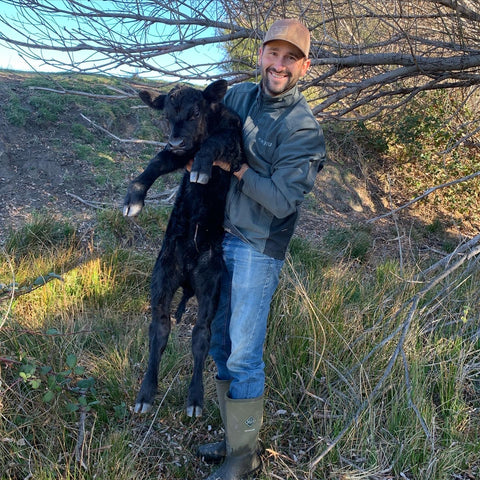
[134,402,152,414]
[186,405,203,417]
[190,171,209,184]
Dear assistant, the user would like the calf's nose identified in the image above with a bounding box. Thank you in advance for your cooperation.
[168,137,185,150]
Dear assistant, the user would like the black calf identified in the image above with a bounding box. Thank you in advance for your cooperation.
[124,80,242,417]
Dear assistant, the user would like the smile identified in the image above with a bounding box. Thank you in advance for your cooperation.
[268,69,289,80]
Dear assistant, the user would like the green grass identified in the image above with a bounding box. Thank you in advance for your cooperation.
[1,71,479,479]
[1,213,479,480]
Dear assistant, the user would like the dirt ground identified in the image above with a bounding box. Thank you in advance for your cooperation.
[0,72,132,244]
[0,70,457,256]
[0,71,377,246]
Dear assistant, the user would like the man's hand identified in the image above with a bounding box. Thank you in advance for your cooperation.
[213,160,249,181]
[212,160,231,172]
[232,163,249,181]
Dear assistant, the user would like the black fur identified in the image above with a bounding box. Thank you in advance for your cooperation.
[124,80,242,417]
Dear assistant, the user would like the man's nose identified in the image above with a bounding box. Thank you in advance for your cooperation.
[272,57,287,69]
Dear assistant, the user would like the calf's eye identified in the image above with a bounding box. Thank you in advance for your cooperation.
[190,106,201,120]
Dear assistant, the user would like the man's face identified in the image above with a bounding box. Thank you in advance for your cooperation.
[259,40,311,97]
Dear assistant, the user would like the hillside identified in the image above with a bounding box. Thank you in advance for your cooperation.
[1,70,479,480]
[0,70,447,247]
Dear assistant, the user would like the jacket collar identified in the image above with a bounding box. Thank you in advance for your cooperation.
[256,82,300,107]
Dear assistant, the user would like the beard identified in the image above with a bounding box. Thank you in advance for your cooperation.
[262,67,296,96]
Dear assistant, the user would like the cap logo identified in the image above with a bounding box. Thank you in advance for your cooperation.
[270,26,289,36]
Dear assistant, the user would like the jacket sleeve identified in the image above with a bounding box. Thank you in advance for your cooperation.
[239,125,325,219]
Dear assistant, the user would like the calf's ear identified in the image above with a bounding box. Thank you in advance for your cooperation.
[139,90,167,110]
[203,79,228,103]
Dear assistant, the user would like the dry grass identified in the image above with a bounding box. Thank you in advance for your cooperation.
[1,217,479,480]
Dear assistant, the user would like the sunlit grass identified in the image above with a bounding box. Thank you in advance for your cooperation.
[1,214,479,479]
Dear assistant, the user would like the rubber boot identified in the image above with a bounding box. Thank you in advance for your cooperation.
[205,395,263,480]
[197,378,230,463]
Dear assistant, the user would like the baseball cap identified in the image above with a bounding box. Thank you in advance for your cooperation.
[263,19,311,58]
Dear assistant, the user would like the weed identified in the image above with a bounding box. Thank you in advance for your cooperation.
[2,71,480,480]
[323,223,373,261]
[4,214,76,258]
[5,92,30,127]
[71,123,96,143]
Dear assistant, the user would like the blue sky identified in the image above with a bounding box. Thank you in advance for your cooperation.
[0,1,223,80]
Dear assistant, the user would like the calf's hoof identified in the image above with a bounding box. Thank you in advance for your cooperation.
[134,401,153,414]
[190,170,210,184]
[134,384,156,414]
[186,404,203,417]
[123,202,143,217]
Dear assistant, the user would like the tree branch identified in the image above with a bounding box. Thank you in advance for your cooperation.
[367,170,480,223]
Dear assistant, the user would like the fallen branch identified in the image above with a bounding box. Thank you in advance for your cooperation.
[74,397,88,470]
[80,113,165,146]
[65,191,116,209]
[416,233,480,279]
[309,237,480,472]
[66,188,178,211]
[0,273,64,304]
[0,248,15,328]
[29,85,134,100]
[367,170,480,223]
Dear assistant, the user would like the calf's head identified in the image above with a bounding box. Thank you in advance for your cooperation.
[139,80,228,157]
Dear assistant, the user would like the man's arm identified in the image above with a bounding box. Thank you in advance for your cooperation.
[237,127,325,219]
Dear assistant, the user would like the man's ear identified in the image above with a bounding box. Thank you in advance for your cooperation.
[258,46,264,66]
[300,58,311,77]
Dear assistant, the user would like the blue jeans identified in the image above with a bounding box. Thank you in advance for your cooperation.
[209,233,284,399]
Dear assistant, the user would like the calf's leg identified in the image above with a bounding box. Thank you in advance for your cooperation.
[187,253,222,417]
[134,255,178,413]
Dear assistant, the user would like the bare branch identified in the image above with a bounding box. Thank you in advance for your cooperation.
[367,170,480,223]
[310,232,480,472]
[2,0,480,120]
[79,113,166,146]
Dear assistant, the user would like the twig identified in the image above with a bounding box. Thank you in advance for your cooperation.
[367,170,480,223]
[75,395,88,470]
[401,348,432,444]
[0,356,21,365]
[80,113,165,146]
[149,187,179,204]
[415,233,480,279]
[131,371,180,458]
[65,191,116,209]
[439,124,480,154]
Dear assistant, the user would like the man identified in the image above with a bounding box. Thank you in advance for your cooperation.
[199,19,326,480]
